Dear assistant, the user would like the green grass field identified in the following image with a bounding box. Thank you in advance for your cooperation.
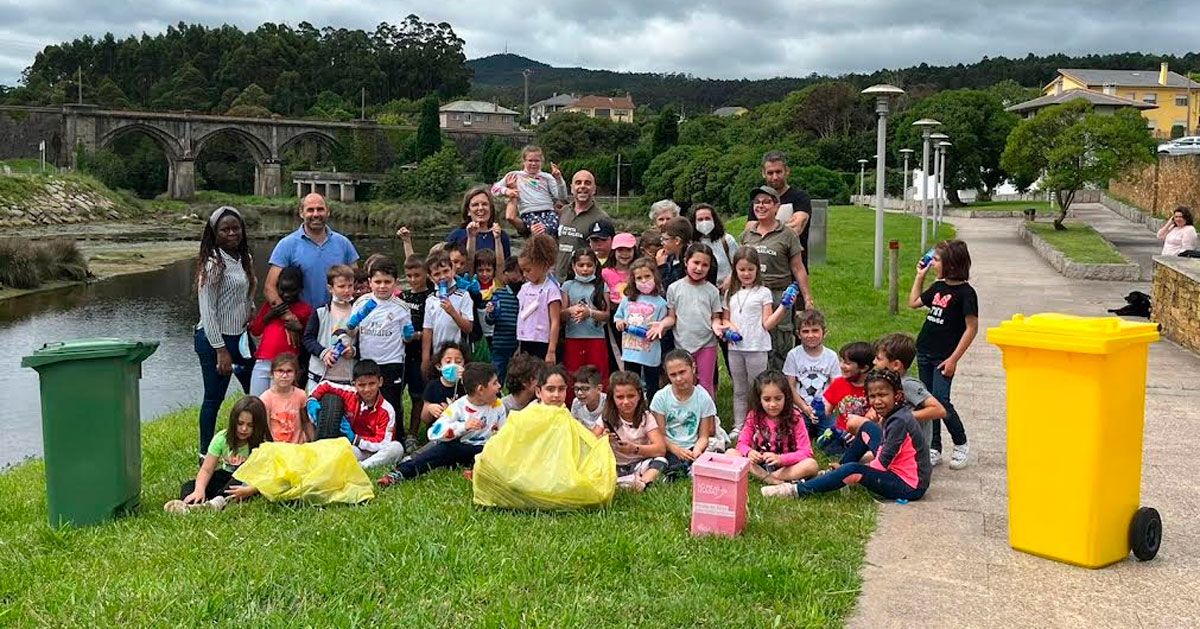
[960,200,1052,212]
[0,207,952,626]
[1026,221,1127,264]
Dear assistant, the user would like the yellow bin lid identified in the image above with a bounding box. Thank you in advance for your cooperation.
[987,313,1159,355]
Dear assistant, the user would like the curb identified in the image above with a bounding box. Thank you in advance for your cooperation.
[1017,222,1142,281]
[942,209,1071,219]
[1098,194,1165,233]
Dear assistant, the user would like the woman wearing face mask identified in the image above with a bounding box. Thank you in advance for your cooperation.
[691,204,738,296]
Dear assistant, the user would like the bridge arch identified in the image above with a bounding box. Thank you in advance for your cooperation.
[97,122,184,162]
[193,126,272,165]
[279,129,341,155]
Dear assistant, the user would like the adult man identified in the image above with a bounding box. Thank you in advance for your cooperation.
[265,192,359,308]
[741,185,814,371]
[745,151,814,268]
[556,170,610,278]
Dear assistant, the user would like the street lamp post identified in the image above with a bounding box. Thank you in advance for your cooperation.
[857,159,868,198]
[862,84,905,289]
[928,131,949,243]
[899,148,914,213]
[936,140,953,236]
[913,119,941,251]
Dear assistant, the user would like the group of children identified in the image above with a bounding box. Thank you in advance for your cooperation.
[171,195,979,509]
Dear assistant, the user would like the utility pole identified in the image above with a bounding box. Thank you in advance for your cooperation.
[522,69,532,122]
[616,153,623,213]
[77,67,83,104]
[360,88,366,120]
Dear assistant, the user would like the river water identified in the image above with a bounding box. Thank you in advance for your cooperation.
[0,220,436,468]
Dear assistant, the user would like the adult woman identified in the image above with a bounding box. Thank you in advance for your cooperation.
[740,186,815,371]
[446,185,512,259]
[690,203,738,293]
[649,199,680,231]
[195,206,257,458]
[1157,206,1199,256]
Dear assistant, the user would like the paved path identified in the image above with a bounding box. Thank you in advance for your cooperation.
[1070,202,1164,280]
[848,217,1200,628]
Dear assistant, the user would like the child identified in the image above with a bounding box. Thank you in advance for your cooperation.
[726,370,818,484]
[259,353,313,444]
[353,266,370,299]
[661,243,724,399]
[651,349,724,478]
[909,239,978,470]
[783,309,842,437]
[303,265,358,388]
[640,228,662,262]
[602,232,637,305]
[814,341,873,456]
[602,370,667,492]
[873,333,947,430]
[724,247,789,438]
[536,365,570,407]
[613,258,668,391]
[569,365,607,433]
[501,352,545,412]
[378,363,507,485]
[248,266,313,396]
[561,249,610,396]
[516,234,562,364]
[493,145,567,235]
[763,369,931,502]
[487,257,521,384]
[656,216,692,289]
[446,241,486,354]
[399,256,433,442]
[420,342,467,427]
[354,256,415,448]
[308,360,406,468]
[170,396,269,511]
[474,248,500,345]
[588,219,616,266]
[421,251,474,377]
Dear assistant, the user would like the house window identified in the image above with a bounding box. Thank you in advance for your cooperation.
[1176,95,1189,107]
[450,113,460,121]
[1143,93,1157,104]
[595,108,611,118]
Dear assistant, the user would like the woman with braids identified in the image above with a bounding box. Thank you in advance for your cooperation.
[194,206,257,458]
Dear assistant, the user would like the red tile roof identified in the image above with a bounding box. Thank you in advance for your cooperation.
[568,95,635,110]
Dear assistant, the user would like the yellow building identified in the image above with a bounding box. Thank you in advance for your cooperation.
[1042,64,1200,138]
[564,95,635,123]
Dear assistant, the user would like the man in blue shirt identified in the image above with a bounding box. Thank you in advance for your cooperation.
[265,193,359,308]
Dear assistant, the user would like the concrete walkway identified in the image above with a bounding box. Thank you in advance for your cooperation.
[848,217,1200,628]
[1070,202,1165,280]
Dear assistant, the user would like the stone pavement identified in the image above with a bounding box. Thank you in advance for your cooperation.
[848,217,1200,629]
[1070,202,1165,280]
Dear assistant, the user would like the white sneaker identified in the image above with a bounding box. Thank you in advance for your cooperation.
[206,496,229,511]
[929,449,942,467]
[761,484,798,498]
[949,443,970,470]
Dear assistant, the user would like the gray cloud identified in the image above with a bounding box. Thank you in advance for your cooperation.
[1,0,1197,86]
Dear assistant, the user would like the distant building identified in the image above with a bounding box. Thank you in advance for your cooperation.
[564,94,635,123]
[530,93,577,125]
[439,100,519,132]
[1006,89,1156,119]
[1023,64,1200,137]
[713,106,749,117]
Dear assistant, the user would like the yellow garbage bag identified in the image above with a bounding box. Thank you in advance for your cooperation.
[473,403,616,510]
[232,439,374,505]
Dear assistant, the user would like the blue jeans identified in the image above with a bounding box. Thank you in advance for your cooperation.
[795,421,925,501]
[917,352,967,451]
[491,345,516,390]
[194,328,254,455]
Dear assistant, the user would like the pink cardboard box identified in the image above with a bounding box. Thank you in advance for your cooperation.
[691,452,751,537]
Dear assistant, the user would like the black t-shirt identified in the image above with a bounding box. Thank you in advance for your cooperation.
[746,186,813,265]
[916,281,979,359]
[401,287,434,335]
[423,378,464,408]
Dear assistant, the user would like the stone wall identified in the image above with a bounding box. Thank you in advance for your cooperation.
[1018,222,1141,281]
[0,176,121,227]
[1151,257,1200,354]
[1110,156,1200,219]
[0,108,65,164]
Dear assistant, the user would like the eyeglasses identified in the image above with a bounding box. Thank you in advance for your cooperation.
[573,385,594,393]
[273,368,295,374]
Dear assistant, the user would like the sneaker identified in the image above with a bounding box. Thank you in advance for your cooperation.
[377,470,403,487]
[163,499,188,514]
[206,495,228,511]
[462,468,474,481]
[761,484,799,499]
[403,436,419,456]
[930,449,942,467]
[949,443,970,470]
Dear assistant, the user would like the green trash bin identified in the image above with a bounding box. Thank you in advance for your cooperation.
[21,338,158,527]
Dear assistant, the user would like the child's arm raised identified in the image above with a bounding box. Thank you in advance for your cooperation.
[183,455,220,504]
[397,226,416,260]
[908,264,930,309]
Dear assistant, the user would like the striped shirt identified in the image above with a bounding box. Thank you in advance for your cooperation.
[486,285,520,355]
[196,250,255,349]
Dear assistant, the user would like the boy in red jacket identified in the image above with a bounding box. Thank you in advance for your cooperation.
[308,359,405,468]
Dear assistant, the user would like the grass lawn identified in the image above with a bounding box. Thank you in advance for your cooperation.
[0,207,952,626]
[958,200,1052,212]
[1025,220,1127,264]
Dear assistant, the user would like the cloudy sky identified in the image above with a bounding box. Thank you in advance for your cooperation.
[1,0,1197,86]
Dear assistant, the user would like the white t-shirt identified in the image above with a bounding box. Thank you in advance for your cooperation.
[782,345,841,405]
[423,290,474,355]
[570,393,607,429]
[726,286,773,352]
[355,296,412,365]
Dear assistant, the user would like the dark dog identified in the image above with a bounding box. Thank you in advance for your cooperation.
[1108,291,1151,318]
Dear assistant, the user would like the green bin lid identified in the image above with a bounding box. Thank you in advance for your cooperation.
[21,338,159,370]
[987,313,1159,355]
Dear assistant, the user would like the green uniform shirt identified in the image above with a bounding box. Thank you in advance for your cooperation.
[740,221,804,290]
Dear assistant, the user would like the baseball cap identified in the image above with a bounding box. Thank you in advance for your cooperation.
[612,232,637,249]
[588,219,616,240]
[750,185,780,202]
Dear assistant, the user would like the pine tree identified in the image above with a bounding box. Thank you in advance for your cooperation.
[415,95,442,160]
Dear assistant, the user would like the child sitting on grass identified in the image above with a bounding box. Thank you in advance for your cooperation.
[308,360,406,469]
[871,332,947,430]
[814,341,873,456]
[602,371,667,492]
[501,352,544,412]
[535,365,570,408]
[259,353,312,444]
[378,363,506,485]
[570,365,607,434]
[166,396,269,512]
[726,370,818,485]
[783,309,841,438]
[420,342,467,428]
[651,349,725,478]
[763,368,931,502]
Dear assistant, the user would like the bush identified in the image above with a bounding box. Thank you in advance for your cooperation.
[792,165,851,204]
[376,147,464,201]
[0,238,90,289]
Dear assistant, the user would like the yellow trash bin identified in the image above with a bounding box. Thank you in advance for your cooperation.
[987,313,1162,568]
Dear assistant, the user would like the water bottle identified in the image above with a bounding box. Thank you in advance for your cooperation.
[919,248,936,270]
[811,397,825,422]
[402,322,415,341]
[347,299,377,329]
[329,333,351,362]
[436,280,450,299]
[490,291,502,317]
[625,324,649,338]
[723,329,743,343]
[780,283,800,308]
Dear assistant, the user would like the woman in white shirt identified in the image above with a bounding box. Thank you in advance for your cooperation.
[690,203,738,294]
[1157,206,1199,256]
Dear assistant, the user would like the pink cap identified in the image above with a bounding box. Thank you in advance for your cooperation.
[613,232,637,249]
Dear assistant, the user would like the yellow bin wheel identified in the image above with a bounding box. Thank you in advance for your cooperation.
[1130,507,1162,561]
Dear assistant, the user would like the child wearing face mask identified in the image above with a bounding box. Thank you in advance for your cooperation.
[420,342,467,428]
[303,264,359,389]
[691,204,738,295]
[561,249,610,402]
[613,258,669,391]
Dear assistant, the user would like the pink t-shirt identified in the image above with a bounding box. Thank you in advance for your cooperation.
[601,267,630,304]
[516,278,562,343]
[736,407,813,466]
[613,411,661,466]
[260,387,310,444]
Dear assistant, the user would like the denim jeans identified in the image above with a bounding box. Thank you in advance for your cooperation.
[796,420,925,501]
[194,328,254,455]
[917,352,968,451]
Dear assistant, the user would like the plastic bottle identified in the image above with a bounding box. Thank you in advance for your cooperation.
[919,248,936,270]
[347,299,378,329]
[490,291,502,317]
[780,283,800,308]
[811,397,825,420]
[329,334,352,362]
[625,324,649,338]
[436,280,450,299]
[723,329,743,343]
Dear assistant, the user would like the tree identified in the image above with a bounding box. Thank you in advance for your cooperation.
[415,94,442,160]
[149,61,210,111]
[306,90,354,120]
[652,106,679,154]
[1001,101,1155,229]
[95,77,131,108]
[225,83,272,117]
[793,82,872,139]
